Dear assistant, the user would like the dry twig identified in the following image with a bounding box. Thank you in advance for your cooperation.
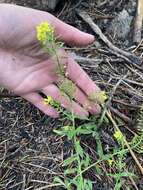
[133,0,143,43]
[77,11,142,65]
[70,53,103,67]
[109,106,132,123]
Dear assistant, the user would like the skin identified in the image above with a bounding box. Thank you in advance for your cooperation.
[0,4,101,118]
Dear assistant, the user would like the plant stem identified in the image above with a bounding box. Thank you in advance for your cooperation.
[52,43,65,77]
[106,110,143,175]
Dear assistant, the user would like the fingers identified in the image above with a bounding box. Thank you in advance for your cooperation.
[67,57,100,95]
[53,19,95,46]
[40,12,95,46]
[66,57,101,114]
[73,85,101,114]
[22,92,59,118]
[0,4,94,46]
[42,84,89,117]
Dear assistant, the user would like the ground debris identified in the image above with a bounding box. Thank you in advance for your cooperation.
[133,0,143,43]
[0,1,143,190]
[77,10,142,65]
[107,9,133,41]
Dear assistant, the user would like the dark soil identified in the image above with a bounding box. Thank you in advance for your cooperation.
[0,0,143,190]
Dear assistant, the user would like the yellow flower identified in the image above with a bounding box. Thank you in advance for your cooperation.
[89,91,107,104]
[44,96,54,105]
[36,22,54,44]
[113,130,123,141]
[108,159,114,166]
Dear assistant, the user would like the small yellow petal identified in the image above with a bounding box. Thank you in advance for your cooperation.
[44,96,54,105]
[113,130,123,141]
[108,159,114,166]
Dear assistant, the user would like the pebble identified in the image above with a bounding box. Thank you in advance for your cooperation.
[107,9,133,40]
[46,0,60,10]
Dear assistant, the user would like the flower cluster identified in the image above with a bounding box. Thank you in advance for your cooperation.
[113,130,123,142]
[36,22,54,45]
[108,159,114,166]
[44,96,61,111]
[36,22,108,116]
[44,96,54,106]
[88,91,107,105]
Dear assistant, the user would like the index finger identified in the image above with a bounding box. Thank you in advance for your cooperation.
[38,11,95,46]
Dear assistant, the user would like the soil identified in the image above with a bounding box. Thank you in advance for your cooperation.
[0,0,143,190]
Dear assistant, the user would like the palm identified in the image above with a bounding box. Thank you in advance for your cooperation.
[0,4,100,117]
[0,4,59,93]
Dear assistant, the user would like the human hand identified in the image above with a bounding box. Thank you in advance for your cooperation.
[0,4,101,118]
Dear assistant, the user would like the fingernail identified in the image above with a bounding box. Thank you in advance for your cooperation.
[88,104,101,115]
[79,109,89,118]
[85,33,95,41]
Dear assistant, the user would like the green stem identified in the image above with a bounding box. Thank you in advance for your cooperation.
[52,43,65,77]
[69,148,130,186]
[71,102,84,190]
[77,153,84,190]
[107,110,143,175]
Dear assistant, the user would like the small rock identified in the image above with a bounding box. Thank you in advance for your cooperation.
[36,0,60,10]
[125,0,137,15]
[94,41,102,48]
[47,0,60,10]
[107,9,133,40]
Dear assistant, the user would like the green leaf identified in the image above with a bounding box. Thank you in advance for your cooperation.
[77,177,83,190]
[80,123,97,131]
[87,180,93,190]
[84,179,93,190]
[54,177,65,187]
[81,153,90,167]
[54,126,76,140]
[64,168,77,175]
[63,155,77,166]
[53,129,65,136]
[75,141,84,158]
[70,179,79,187]
[76,127,93,135]
[95,165,102,174]
[96,139,103,158]
[84,153,90,167]
[108,172,135,178]
[114,181,122,190]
